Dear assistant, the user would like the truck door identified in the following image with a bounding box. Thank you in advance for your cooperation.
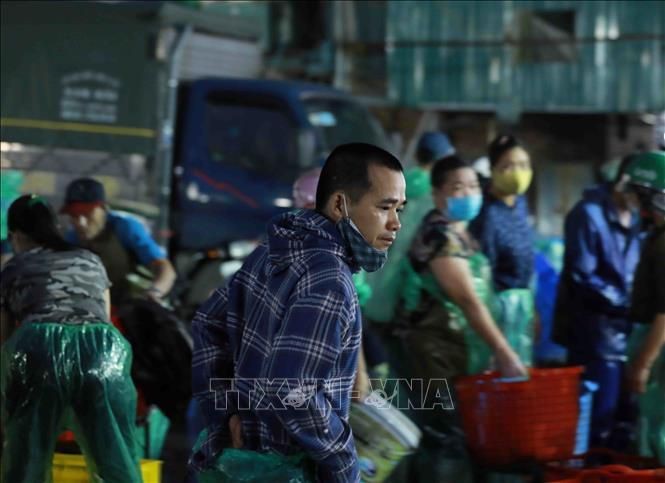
[175,89,305,251]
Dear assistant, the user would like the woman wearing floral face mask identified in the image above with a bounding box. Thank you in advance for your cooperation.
[394,155,526,481]
[469,134,536,366]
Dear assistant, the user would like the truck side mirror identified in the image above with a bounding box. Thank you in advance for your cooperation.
[298,129,317,169]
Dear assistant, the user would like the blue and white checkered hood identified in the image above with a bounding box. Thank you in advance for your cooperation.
[267,209,359,274]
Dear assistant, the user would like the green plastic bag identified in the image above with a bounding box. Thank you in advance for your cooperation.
[400,253,496,374]
[404,168,432,200]
[494,289,534,367]
[364,169,435,323]
[627,325,665,463]
[135,406,171,459]
[353,271,373,308]
[193,430,314,483]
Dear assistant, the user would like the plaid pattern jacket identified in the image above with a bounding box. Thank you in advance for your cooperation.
[190,210,362,482]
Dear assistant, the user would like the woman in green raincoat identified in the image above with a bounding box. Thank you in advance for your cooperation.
[394,155,527,482]
[0,195,141,483]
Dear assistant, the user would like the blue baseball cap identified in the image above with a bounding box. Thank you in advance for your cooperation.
[416,132,455,164]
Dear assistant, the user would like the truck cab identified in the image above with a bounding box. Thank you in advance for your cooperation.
[173,78,390,251]
[171,78,391,311]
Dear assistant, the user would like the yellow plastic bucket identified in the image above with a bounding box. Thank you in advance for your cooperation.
[52,453,162,483]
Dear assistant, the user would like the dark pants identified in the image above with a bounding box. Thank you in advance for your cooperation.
[375,323,472,483]
[567,313,637,450]
[567,354,636,450]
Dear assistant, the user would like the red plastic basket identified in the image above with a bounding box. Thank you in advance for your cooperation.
[455,366,583,466]
[547,465,665,482]
[545,449,665,482]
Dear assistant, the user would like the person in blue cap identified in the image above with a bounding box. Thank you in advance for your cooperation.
[61,177,176,305]
[406,131,456,204]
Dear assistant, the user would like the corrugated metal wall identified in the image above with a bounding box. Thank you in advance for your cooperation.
[175,31,263,80]
[385,0,664,113]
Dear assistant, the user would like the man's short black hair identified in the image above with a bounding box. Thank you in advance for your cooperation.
[431,155,473,189]
[315,143,403,211]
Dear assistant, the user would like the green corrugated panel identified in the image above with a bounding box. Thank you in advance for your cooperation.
[351,1,388,42]
[386,0,665,112]
[387,1,506,107]
[0,1,160,154]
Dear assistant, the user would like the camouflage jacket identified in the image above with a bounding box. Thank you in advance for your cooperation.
[1,247,110,325]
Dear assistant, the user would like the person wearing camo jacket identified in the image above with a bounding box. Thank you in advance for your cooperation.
[0,194,142,483]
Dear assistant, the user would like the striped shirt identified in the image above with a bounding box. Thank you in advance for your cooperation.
[190,209,362,482]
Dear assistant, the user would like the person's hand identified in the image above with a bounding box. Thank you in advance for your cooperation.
[627,363,651,394]
[352,369,371,402]
[145,286,164,303]
[495,347,528,378]
[229,414,243,449]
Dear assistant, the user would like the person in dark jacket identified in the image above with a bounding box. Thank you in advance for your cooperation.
[470,134,534,292]
[469,134,536,365]
[555,155,643,449]
[625,151,665,463]
[190,143,406,482]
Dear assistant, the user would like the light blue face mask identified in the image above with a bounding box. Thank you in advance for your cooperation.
[445,194,483,222]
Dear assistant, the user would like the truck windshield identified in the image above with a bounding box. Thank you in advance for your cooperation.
[303,97,389,153]
[205,98,301,182]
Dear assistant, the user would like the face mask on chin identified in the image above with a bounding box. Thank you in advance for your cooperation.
[336,195,388,273]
